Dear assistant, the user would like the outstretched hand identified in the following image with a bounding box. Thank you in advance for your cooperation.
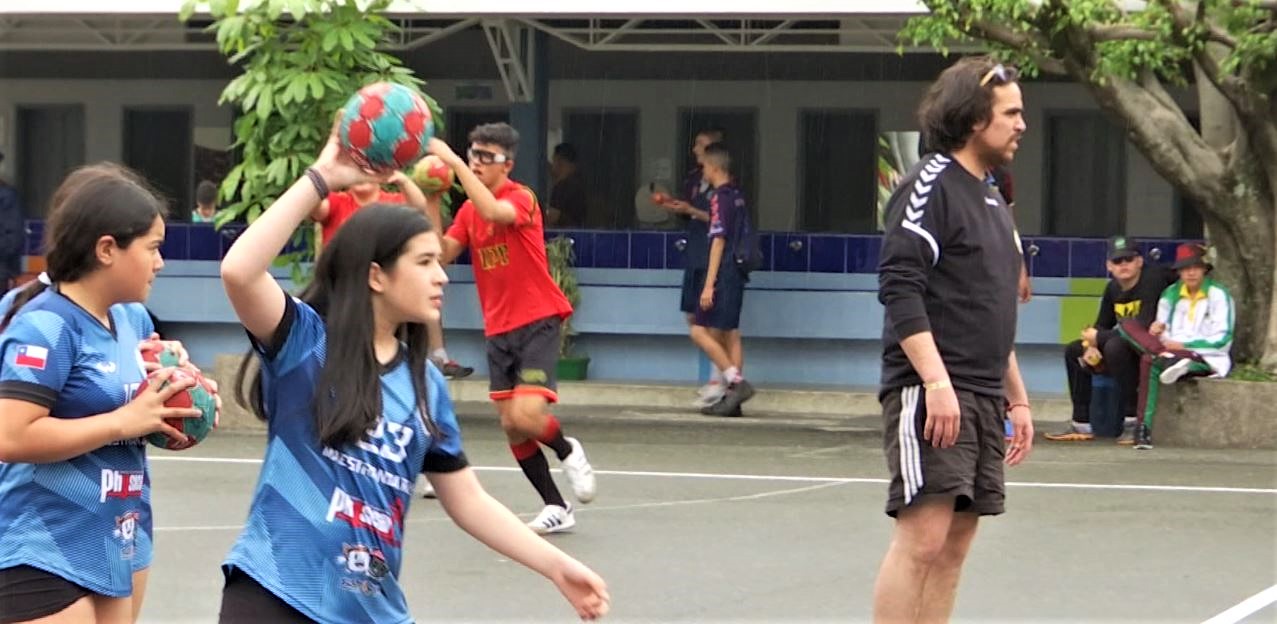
[551,558,611,620]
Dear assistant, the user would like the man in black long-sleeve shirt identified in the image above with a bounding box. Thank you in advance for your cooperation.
[1046,236,1177,441]
[873,57,1034,622]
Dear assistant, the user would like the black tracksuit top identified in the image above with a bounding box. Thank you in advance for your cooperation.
[877,153,1021,398]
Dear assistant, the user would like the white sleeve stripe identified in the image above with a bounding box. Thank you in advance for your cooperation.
[901,219,940,266]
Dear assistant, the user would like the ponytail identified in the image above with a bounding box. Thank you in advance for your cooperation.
[1,278,50,330]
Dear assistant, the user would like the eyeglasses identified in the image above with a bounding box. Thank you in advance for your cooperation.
[467,148,509,165]
[979,63,1019,87]
[1110,255,1139,265]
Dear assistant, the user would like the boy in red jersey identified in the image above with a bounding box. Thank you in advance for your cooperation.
[425,123,597,534]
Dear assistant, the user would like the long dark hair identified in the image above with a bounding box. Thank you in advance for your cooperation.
[917,56,1019,154]
[235,204,441,448]
[2,163,166,328]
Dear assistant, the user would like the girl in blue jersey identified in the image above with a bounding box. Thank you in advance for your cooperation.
[0,163,207,624]
[218,117,610,623]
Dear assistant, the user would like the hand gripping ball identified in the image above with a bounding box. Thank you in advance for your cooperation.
[410,155,455,195]
[138,345,217,451]
[338,82,435,172]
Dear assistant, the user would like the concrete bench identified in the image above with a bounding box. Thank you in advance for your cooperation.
[1156,378,1277,450]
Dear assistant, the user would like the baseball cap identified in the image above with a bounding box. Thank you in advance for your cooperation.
[1107,236,1139,261]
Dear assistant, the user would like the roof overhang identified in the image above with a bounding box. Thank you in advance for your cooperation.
[0,0,933,52]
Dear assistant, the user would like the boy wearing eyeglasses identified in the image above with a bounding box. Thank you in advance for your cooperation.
[424,123,598,536]
[1046,236,1177,443]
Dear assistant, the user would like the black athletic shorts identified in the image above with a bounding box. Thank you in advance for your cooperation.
[486,315,562,403]
[0,565,92,624]
[218,567,313,623]
[882,385,1006,517]
[692,264,746,331]
[679,268,707,315]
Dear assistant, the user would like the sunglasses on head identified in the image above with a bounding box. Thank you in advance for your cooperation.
[979,63,1020,87]
[467,148,509,165]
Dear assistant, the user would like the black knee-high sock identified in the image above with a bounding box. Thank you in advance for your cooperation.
[511,440,566,507]
[536,415,573,461]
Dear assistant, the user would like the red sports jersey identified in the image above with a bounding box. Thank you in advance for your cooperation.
[320,190,406,245]
[445,179,572,336]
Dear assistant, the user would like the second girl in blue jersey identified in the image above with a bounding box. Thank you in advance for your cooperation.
[0,163,206,624]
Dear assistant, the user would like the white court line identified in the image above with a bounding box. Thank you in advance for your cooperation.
[154,482,846,532]
[147,456,1277,495]
[1202,584,1277,624]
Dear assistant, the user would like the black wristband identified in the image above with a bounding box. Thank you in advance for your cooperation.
[305,167,329,199]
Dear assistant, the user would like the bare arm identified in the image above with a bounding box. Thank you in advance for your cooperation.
[426,139,517,225]
[699,237,725,310]
[0,371,198,463]
[221,177,316,342]
[390,171,429,211]
[429,469,610,619]
[309,198,330,224]
[222,116,386,341]
[1003,351,1034,465]
[441,236,465,266]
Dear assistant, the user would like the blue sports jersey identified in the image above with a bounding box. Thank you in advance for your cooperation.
[224,296,467,624]
[0,289,155,597]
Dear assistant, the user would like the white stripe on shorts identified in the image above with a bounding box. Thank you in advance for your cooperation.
[899,385,924,505]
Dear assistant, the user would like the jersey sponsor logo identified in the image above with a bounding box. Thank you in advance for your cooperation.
[476,243,511,271]
[320,446,415,494]
[93,360,118,374]
[101,469,145,503]
[14,345,48,370]
[113,510,141,560]
[1114,300,1142,320]
[326,487,405,545]
[337,543,390,596]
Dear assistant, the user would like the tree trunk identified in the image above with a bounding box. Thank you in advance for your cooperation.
[1200,187,1274,365]
[1191,61,1277,368]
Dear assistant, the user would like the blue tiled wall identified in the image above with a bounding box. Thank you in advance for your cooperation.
[24,221,1200,279]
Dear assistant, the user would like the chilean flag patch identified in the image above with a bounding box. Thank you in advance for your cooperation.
[15,345,48,370]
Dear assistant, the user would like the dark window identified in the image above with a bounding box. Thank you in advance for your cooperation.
[16,105,86,218]
[562,109,639,229]
[1045,112,1127,236]
[124,108,194,218]
[798,109,878,233]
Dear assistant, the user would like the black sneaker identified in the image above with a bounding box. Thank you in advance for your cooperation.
[439,360,474,380]
[701,379,755,417]
[1134,424,1154,450]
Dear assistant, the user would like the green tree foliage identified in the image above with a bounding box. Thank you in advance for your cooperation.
[902,0,1277,369]
[179,0,443,283]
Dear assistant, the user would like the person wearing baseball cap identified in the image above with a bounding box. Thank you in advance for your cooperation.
[1047,235,1176,443]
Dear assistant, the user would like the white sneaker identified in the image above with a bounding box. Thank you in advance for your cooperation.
[527,504,575,535]
[695,381,726,407]
[1159,357,1195,384]
[561,437,596,504]
[416,475,437,499]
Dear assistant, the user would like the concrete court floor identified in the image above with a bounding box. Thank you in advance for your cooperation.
[136,404,1277,623]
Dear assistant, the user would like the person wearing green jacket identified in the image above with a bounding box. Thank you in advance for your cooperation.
[1126,243,1234,449]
